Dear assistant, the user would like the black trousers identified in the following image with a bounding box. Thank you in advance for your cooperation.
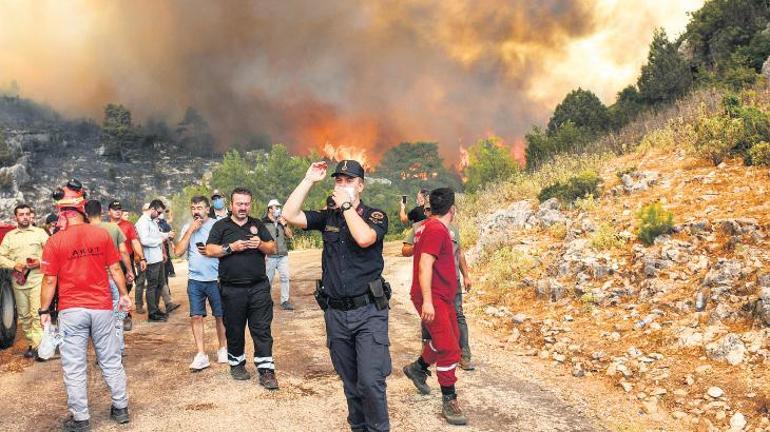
[325,303,391,432]
[220,281,274,370]
[145,262,166,316]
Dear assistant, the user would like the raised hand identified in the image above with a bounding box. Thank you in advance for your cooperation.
[305,161,328,183]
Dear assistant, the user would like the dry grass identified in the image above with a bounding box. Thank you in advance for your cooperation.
[463,83,770,430]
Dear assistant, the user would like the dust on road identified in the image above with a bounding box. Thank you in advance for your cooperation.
[0,243,670,431]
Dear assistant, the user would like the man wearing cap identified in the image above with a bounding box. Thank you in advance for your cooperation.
[108,199,146,331]
[209,190,229,220]
[284,159,391,432]
[0,203,48,359]
[39,180,132,431]
[262,199,294,311]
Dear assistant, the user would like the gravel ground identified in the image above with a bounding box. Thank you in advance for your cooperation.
[0,243,678,431]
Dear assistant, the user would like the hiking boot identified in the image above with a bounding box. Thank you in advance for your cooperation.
[110,405,130,424]
[259,369,279,390]
[123,316,133,332]
[459,357,475,371]
[190,352,210,372]
[280,301,294,311]
[165,303,181,314]
[216,347,228,364]
[62,416,90,432]
[442,394,468,426]
[230,364,251,380]
[402,361,431,395]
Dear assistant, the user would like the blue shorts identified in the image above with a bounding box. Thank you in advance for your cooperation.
[187,280,223,317]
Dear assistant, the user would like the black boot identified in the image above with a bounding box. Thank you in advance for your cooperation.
[403,361,431,395]
[110,405,130,424]
[62,416,90,432]
[230,363,251,380]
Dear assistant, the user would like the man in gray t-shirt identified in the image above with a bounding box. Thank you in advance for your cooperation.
[262,199,294,310]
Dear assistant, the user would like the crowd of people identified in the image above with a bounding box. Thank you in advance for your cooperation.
[0,158,473,431]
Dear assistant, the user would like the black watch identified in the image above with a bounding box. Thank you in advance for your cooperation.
[341,202,353,211]
[38,308,50,316]
[222,243,232,255]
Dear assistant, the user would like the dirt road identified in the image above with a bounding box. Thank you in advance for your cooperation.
[0,243,673,431]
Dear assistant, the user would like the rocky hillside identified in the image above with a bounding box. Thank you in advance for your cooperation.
[463,95,770,431]
[0,96,218,219]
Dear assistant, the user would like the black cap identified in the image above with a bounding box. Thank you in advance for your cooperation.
[331,160,365,179]
[108,200,122,210]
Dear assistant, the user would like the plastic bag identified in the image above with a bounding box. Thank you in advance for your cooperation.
[37,323,62,360]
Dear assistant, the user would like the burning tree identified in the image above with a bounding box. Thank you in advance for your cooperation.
[378,141,460,191]
[463,137,518,192]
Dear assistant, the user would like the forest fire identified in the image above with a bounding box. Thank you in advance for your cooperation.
[322,142,371,171]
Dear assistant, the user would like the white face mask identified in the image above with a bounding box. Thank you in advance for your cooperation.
[335,184,357,202]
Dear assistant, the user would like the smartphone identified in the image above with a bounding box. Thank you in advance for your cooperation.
[401,195,407,204]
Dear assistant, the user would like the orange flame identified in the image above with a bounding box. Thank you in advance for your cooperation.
[322,142,372,171]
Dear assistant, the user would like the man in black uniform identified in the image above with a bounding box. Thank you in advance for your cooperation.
[284,159,391,432]
[205,187,279,389]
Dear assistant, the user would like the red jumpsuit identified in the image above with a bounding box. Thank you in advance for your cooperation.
[410,218,461,387]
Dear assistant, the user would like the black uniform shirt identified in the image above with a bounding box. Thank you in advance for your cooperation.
[206,216,272,285]
[304,202,388,299]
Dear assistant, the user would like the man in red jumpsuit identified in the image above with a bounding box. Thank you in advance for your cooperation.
[402,187,467,426]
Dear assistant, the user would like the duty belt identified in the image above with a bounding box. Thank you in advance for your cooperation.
[326,292,372,311]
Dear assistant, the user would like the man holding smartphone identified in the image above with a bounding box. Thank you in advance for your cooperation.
[174,196,227,372]
[205,188,278,389]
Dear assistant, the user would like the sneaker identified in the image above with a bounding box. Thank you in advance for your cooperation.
[230,364,251,380]
[165,303,181,314]
[216,348,228,364]
[190,353,210,372]
[280,301,294,311]
[147,313,167,322]
[402,361,431,395]
[109,405,130,424]
[442,394,468,426]
[259,369,279,390]
[123,316,133,332]
[459,357,475,371]
[62,416,90,432]
[23,346,35,359]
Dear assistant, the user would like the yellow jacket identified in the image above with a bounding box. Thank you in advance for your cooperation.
[0,226,48,289]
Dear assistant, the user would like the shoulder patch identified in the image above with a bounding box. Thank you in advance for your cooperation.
[368,211,385,224]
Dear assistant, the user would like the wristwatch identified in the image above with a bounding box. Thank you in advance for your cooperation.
[38,308,50,316]
[222,243,232,255]
[341,202,353,212]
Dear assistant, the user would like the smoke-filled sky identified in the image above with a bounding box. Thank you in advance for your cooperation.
[0,0,704,163]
